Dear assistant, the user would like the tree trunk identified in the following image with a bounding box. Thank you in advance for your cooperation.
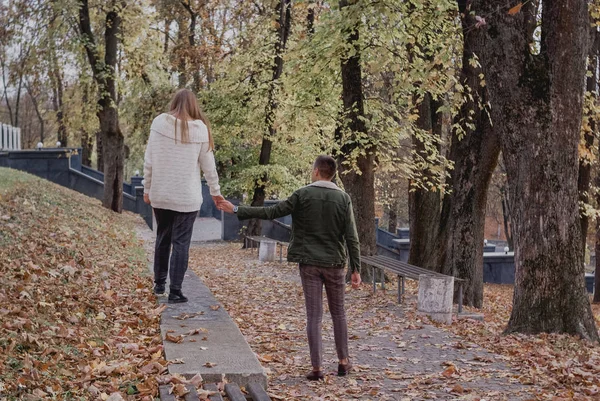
[51,68,67,147]
[50,36,67,147]
[436,2,501,308]
[1,59,13,125]
[500,185,514,249]
[176,15,188,88]
[477,0,598,340]
[81,129,93,167]
[388,203,397,234]
[96,131,104,171]
[99,10,124,212]
[164,19,170,54]
[181,1,201,92]
[246,0,291,237]
[27,87,44,143]
[408,92,443,270]
[595,207,600,303]
[14,73,23,128]
[578,29,599,255]
[78,0,124,212]
[336,0,376,282]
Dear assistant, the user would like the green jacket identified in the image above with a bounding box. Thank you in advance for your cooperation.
[237,181,361,272]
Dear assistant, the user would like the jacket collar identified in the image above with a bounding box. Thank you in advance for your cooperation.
[307,180,343,191]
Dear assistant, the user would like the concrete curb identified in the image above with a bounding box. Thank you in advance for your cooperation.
[150,264,267,389]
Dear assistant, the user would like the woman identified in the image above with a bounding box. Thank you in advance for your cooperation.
[143,89,223,303]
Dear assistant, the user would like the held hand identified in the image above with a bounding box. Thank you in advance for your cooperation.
[218,200,236,214]
[143,193,151,205]
[351,272,361,289]
[212,195,225,205]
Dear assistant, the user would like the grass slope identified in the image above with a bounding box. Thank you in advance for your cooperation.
[0,168,165,400]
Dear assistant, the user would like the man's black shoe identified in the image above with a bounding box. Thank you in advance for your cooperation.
[168,290,188,303]
[154,284,166,295]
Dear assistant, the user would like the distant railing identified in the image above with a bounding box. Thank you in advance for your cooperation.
[0,123,21,150]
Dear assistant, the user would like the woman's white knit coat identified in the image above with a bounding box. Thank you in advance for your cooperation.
[142,113,221,212]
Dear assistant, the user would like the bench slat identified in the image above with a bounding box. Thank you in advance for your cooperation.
[224,383,246,401]
[203,384,224,401]
[246,235,289,246]
[247,382,272,401]
[363,255,465,281]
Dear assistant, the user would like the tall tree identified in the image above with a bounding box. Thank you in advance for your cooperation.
[50,48,67,147]
[246,0,292,237]
[476,0,598,340]
[336,0,377,279]
[407,91,443,270]
[78,0,125,212]
[434,0,501,307]
[578,28,599,254]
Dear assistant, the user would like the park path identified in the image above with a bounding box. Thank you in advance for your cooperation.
[187,242,538,400]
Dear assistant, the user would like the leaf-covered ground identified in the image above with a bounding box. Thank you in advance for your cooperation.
[0,168,165,400]
[189,242,600,401]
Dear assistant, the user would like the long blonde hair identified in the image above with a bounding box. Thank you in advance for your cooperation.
[169,88,214,149]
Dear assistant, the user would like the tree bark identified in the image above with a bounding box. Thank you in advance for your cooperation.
[50,57,67,147]
[579,29,599,256]
[408,92,443,270]
[1,59,13,126]
[435,2,501,308]
[180,1,201,92]
[500,184,514,249]
[388,203,397,234]
[176,14,188,88]
[246,0,291,237]
[26,86,44,143]
[336,0,376,281]
[595,207,600,303]
[476,0,598,340]
[81,129,93,167]
[78,0,124,212]
[14,72,23,128]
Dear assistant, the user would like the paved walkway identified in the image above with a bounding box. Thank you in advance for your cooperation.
[189,243,534,400]
[139,217,533,400]
[151,216,222,242]
[191,217,221,242]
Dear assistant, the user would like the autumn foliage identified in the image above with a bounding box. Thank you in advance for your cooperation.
[0,168,165,400]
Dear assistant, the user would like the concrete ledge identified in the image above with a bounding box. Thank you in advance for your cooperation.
[153,266,267,388]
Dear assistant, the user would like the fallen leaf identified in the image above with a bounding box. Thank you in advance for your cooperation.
[508,2,523,15]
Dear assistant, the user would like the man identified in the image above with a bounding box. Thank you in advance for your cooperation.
[218,155,361,380]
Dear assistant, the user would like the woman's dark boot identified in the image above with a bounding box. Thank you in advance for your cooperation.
[168,289,188,303]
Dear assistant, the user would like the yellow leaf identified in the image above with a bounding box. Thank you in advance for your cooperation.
[508,3,523,15]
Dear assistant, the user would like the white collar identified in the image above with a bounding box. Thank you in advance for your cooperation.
[307,180,343,191]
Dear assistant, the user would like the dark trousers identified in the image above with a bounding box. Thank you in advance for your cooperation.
[153,208,197,291]
[299,264,349,369]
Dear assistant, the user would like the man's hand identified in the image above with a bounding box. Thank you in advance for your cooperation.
[217,200,236,214]
[351,271,361,289]
[212,195,225,205]
[143,193,150,205]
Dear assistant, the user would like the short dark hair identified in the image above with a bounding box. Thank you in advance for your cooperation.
[314,155,337,179]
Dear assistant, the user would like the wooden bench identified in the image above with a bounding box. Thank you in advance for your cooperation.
[245,235,289,263]
[362,255,465,313]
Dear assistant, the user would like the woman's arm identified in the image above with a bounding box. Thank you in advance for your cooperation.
[142,133,153,195]
[198,142,221,197]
